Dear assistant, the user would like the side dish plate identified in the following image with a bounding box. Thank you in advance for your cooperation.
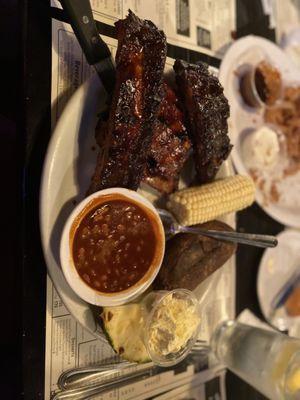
[257,229,300,337]
[219,36,300,228]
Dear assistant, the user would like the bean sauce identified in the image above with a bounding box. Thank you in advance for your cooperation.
[72,197,158,293]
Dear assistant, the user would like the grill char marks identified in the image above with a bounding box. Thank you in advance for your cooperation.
[143,83,192,194]
[88,11,167,194]
[174,60,232,184]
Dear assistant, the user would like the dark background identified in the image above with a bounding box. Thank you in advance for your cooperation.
[0,0,20,398]
[1,0,285,398]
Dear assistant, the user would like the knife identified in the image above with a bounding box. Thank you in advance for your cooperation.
[59,0,115,96]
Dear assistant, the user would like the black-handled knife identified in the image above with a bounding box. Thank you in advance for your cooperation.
[59,0,115,95]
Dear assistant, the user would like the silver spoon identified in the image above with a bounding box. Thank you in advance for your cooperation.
[157,208,278,248]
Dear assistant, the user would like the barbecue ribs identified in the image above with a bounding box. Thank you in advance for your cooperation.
[88,11,167,194]
[174,60,232,184]
[143,83,191,193]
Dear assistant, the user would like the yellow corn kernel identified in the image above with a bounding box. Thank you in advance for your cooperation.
[167,175,255,226]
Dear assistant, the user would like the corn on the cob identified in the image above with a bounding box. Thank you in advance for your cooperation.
[167,175,255,226]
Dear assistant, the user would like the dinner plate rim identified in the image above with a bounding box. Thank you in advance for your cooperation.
[40,73,236,339]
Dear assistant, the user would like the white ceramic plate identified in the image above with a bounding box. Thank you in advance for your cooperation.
[219,36,300,228]
[281,28,300,69]
[257,229,300,337]
[40,73,235,339]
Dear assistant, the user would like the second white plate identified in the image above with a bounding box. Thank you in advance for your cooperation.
[257,229,300,337]
[220,35,300,228]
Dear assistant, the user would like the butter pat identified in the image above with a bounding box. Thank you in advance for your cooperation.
[242,126,280,170]
[148,292,200,356]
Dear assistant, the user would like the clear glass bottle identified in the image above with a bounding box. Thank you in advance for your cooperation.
[210,320,300,399]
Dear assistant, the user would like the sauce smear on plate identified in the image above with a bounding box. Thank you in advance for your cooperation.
[72,197,157,293]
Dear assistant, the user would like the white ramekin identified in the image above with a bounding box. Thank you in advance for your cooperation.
[60,188,165,307]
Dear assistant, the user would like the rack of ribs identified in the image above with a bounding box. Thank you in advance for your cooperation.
[143,83,191,194]
[174,60,232,184]
[88,11,167,194]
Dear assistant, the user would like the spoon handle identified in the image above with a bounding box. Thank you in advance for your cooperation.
[52,368,156,400]
[178,226,278,248]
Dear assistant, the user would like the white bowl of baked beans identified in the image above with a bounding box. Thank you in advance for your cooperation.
[60,188,165,306]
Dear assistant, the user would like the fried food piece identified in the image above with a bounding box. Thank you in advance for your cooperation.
[174,60,232,184]
[143,83,191,193]
[88,11,167,194]
[254,61,282,106]
[265,86,300,161]
[153,220,236,291]
[285,285,300,317]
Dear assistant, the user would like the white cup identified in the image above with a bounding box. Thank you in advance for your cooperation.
[60,188,165,306]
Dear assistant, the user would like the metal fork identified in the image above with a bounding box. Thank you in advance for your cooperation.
[51,340,209,399]
[157,208,278,248]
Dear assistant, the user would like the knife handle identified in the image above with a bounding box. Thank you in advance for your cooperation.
[60,0,111,65]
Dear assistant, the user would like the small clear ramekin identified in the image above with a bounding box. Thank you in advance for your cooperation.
[141,289,201,367]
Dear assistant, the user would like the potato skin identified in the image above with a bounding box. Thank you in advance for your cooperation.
[154,220,236,291]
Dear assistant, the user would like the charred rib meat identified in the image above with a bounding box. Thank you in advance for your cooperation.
[88,11,167,194]
[154,220,236,291]
[143,83,191,193]
[174,60,232,184]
